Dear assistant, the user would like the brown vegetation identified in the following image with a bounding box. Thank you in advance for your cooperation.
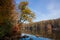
[22,18,60,39]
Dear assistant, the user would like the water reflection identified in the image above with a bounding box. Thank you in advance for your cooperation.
[20,33,52,40]
[21,21,60,40]
[21,28,60,40]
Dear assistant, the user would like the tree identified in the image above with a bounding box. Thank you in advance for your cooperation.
[0,0,17,39]
[18,1,35,35]
[18,1,35,23]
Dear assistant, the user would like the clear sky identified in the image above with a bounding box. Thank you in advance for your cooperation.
[15,0,60,22]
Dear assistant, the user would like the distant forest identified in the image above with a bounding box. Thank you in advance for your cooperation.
[22,18,60,35]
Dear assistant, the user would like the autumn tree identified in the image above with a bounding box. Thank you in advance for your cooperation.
[18,1,35,23]
[0,0,17,39]
[18,1,35,34]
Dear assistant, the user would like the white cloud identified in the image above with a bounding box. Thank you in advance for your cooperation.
[30,2,60,22]
[47,1,60,19]
[29,0,60,22]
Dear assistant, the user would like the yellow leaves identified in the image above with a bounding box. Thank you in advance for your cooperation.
[21,13,33,22]
[21,8,35,21]
[19,6,25,10]
[22,8,31,14]
[21,14,28,20]
[19,1,35,23]
[19,2,28,10]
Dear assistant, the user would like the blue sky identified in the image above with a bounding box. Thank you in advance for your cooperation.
[15,0,60,22]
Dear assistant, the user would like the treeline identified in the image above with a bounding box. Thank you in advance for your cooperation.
[21,18,60,38]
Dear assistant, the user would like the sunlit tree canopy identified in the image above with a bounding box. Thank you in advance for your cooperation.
[18,1,35,23]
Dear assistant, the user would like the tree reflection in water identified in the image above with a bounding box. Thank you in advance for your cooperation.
[21,28,60,40]
[21,19,60,40]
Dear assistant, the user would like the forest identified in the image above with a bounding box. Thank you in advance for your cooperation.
[0,0,60,40]
[21,18,60,40]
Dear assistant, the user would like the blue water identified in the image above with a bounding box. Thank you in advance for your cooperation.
[20,33,52,40]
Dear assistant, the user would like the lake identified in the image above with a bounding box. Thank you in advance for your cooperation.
[20,33,52,40]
